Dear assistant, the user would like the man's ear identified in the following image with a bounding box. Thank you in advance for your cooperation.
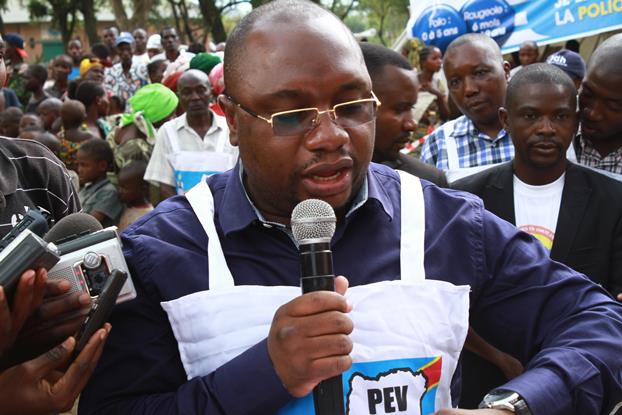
[98,159,110,173]
[499,107,510,133]
[502,60,511,81]
[218,95,239,147]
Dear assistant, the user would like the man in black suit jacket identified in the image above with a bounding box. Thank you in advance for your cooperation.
[453,63,622,408]
[360,42,448,187]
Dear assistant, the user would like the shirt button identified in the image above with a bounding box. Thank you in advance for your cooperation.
[262,223,273,229]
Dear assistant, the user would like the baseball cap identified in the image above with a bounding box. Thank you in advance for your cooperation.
[5,33,27,59]
[116,32,135,46]
[546,49,586,81]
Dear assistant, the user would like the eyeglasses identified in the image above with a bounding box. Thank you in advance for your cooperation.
[227,92,381,136]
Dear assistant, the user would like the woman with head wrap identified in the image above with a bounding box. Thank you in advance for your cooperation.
[79,57,105,83]
[106,83,178,171]
[189,52,221,76]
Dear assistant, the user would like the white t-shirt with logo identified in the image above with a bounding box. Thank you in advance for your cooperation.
[513,173,565,251]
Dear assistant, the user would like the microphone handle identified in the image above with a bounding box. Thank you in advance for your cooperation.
[300,242,345,415]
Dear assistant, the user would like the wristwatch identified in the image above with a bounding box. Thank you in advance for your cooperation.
[478,389,532,415]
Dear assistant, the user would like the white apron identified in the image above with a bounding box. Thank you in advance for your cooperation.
[443,119,509,184]
[165,122,237,195]
[566,143,622,182]
[161,171,470,415]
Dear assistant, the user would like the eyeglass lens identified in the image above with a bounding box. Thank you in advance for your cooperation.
[272,100,377,136]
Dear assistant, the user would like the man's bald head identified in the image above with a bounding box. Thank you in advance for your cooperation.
[588,33,622,82]
[578,33,622,144]
[224,0,359,98]
[444,33,504,65]
[178,69,210,91]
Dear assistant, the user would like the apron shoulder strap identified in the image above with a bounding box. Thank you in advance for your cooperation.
[165,121,181,153]
[442,119,460,171]
[185,181,235,289]
[397,170,426,282]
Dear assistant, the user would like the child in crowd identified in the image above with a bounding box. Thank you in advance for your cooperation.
[24,64,50,114]
[117,160,153,231]
[0,107,23,137]
[147,59,166,84]
[57,99,98,171]
[109,95,126,116]
[18,113,44,137]
[36,97,63,133]
[77,138,123,227]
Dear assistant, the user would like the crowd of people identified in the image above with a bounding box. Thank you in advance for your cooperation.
[0,0,622,413]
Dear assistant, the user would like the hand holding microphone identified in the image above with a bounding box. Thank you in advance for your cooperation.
[267,199,351,413]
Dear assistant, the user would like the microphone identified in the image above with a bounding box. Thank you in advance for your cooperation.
[43,213,103,244]
[0,209,50,252]
[291,199,344,415]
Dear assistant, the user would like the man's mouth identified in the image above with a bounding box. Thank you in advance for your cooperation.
[467,100,488,110]
[311,170,343,181]
[301,159,354,196]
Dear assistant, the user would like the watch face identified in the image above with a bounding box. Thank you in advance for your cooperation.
[483,389,517,403]
[480,390,532,415]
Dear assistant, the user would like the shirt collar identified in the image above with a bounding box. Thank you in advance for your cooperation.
[217,161,394,236]
[178,111,224,136]
[451,115,509,142]
[577,133,622,159]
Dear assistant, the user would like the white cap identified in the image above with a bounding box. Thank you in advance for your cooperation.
[147,34,162,50]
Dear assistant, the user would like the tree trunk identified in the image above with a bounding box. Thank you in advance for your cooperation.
[196,0,227,42]
[109,0,130,30]
[131,0,155,29]
[178,0,195,44]
[166,0,184,43]
[210,14,226,43]
[80,0,99,45]
[250,0,269,8]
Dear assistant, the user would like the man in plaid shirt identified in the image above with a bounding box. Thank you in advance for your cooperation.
[572,34,622,179]
[421,34,514,182]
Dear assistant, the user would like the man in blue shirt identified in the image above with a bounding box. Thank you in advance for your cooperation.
[421,34,515,183]
[80,2,622,414]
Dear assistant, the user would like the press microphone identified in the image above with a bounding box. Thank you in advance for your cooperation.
[291,199,344,415]
[0,209,50,252]
[43,212,103,244]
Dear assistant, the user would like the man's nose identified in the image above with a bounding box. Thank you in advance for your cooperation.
[537,117,556,136]
[464,76,479,97]
[403,111,417,132]
[304,112,349,152]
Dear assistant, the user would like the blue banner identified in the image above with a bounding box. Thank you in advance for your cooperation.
[408,0,622,53]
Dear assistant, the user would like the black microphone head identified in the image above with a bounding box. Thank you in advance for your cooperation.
[291,199,336,244]
[43,213,103,244]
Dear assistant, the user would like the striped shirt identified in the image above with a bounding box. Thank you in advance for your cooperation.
[0,136,80,237]
[573,134,622,175]
[421,115,514,171]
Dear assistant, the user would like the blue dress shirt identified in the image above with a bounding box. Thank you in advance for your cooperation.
[79,162,622,415]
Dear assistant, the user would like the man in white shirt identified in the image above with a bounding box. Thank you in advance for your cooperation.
[150,27,195,79]
[132,28,150,66]
[145,69,237,199]
[454,63,622,292]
